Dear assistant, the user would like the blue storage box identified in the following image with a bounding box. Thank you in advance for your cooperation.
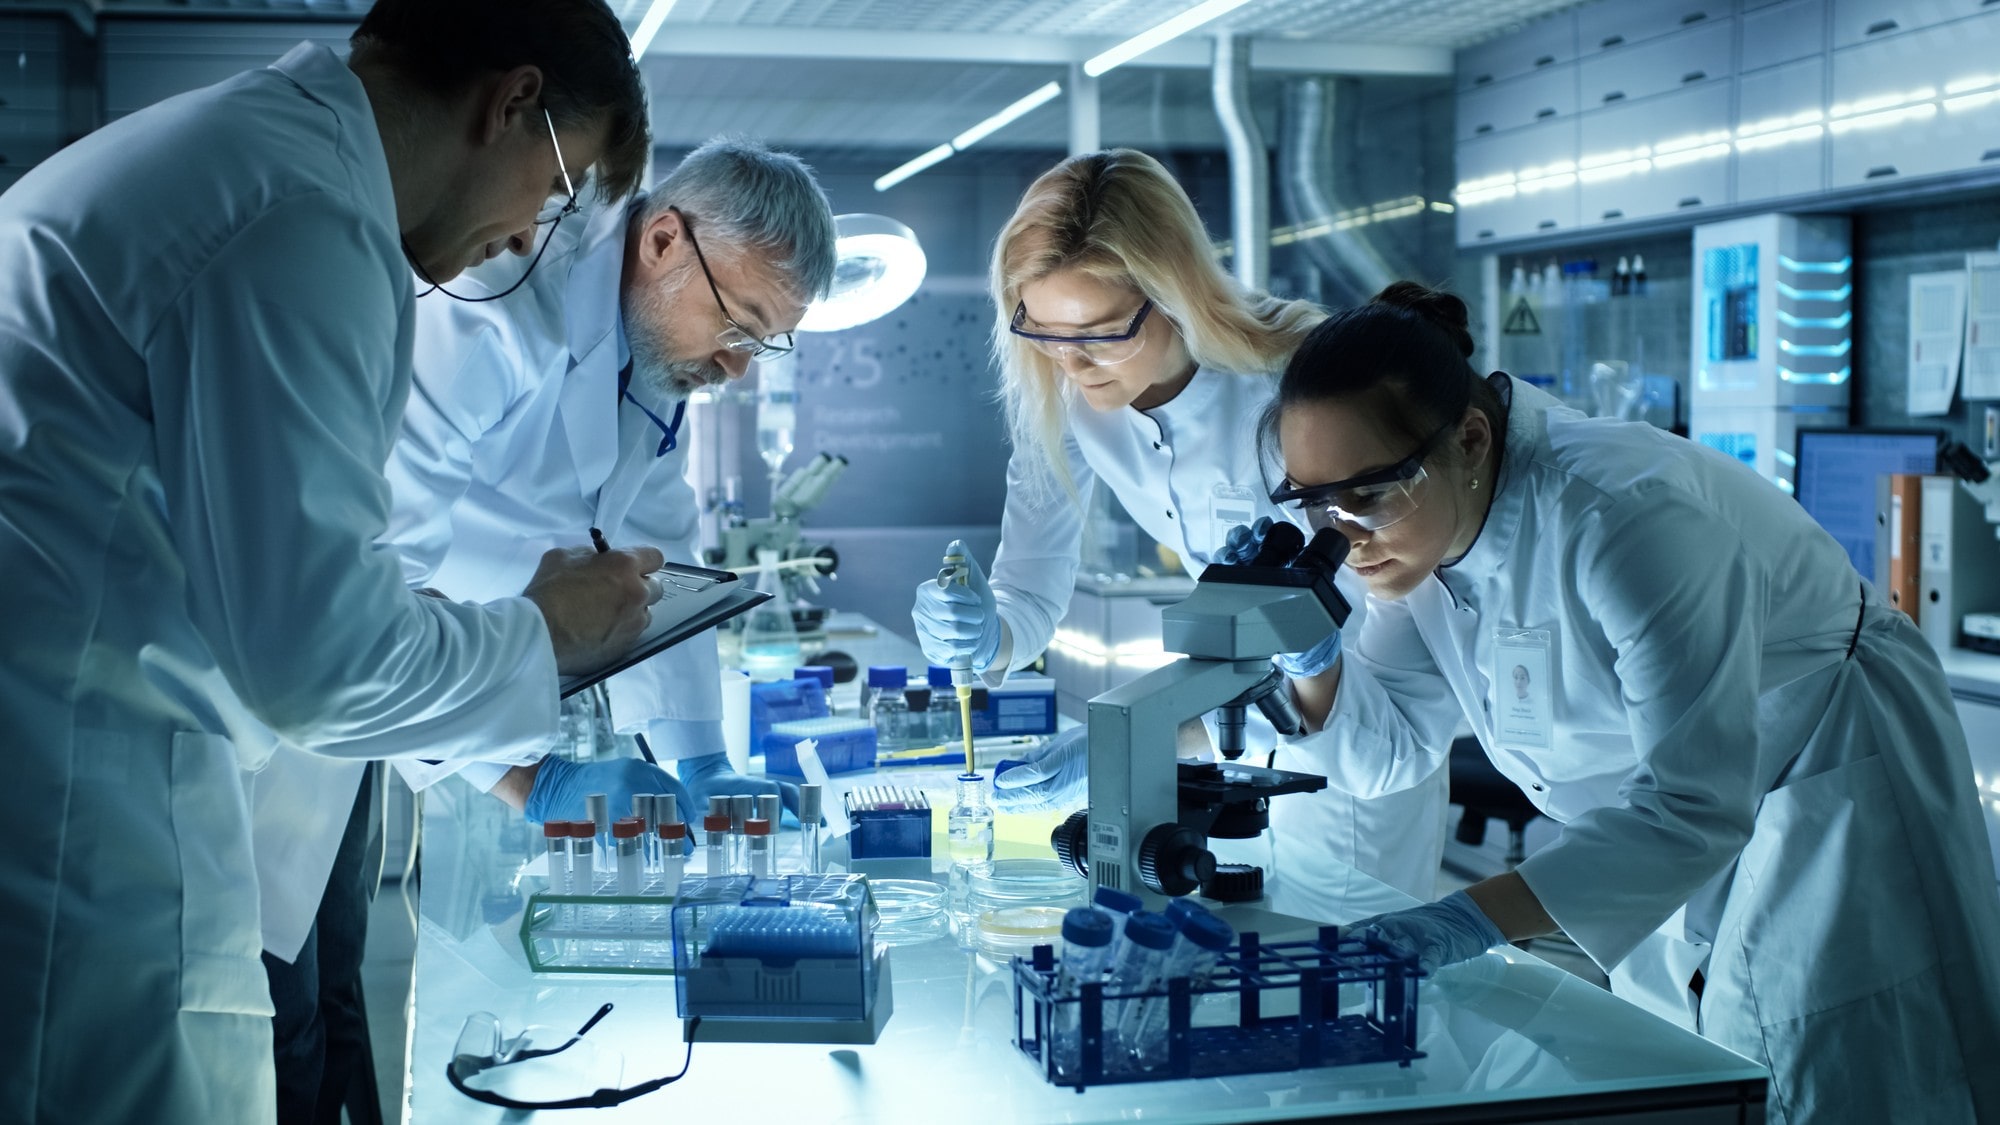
[972,675,1057,737]
[749,679,828,754]
[763,717,876,777]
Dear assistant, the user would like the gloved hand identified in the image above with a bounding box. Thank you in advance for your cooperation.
[676,750,803,822]
[992,727,1090,813]
[912,538,1002,674]
[522,755,690,827]
[1341,890,1506,973]
[1216,518,1343,678]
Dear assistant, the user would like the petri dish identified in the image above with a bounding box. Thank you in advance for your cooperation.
[974,905,1070,960]
[966,858,1088,914]
[870,878,949,947]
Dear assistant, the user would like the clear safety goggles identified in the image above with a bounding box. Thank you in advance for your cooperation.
[1269,420,1452,533]
[1009,299,1153,366]
[447,1004,693,1111]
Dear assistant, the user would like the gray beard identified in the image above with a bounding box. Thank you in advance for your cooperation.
[622,268,728,397]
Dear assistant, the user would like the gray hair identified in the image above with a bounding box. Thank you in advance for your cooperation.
[641,136,837,303]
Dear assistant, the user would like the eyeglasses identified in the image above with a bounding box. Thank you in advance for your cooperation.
[534,108,580,226]
[1269,419,1455,532]
[1009,299,1154,366]
[670,206,796,359]
[446,1005,696,1111]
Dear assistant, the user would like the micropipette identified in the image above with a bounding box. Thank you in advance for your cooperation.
[934,546,979,776]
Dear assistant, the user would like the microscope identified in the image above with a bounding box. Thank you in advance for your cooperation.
[1052,523,1349,900]
[707,452,847,641]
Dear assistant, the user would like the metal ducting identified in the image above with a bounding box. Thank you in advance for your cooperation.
[1211,35,1268,293]
[1279,77,1401,302]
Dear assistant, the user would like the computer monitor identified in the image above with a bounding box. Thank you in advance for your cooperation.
[1793,428,1941,583]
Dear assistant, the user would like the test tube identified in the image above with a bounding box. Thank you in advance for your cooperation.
[567,820,597,893]
[743,813,774,878]
[657,794,682,862]
[729,795,754,875]
[798,785,823,874]
[656,820,688,894]
[585,792,611,873]
[542,820,572,895]
[631,794,654,873]
[613,817,643,896]
[1106,912,1177,1061]
[702,796,732,877]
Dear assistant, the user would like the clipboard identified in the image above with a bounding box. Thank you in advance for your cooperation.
[557,562,771,699]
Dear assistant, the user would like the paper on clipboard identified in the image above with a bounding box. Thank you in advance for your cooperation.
[557,562,769,699]
[1907,269,1967,416]
[1965,251,2000,400]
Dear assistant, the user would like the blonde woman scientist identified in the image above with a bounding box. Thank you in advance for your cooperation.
[910,149,1449,906]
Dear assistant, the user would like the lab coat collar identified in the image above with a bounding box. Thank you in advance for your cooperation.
[1441,373,1547,588]
[267,44,395,223]
[564,200,636,369]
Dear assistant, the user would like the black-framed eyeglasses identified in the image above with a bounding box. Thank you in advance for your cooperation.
[446,1003,697,1111]
[1269,418,1456,532]
[534,107,581,226]
[1008,299,1154,366]
[670,206,796,359]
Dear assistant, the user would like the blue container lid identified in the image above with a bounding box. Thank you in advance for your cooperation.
[866,665,908,689]
[1061,907,1114,947]
[1164,897,1213,926]
[794,666,835,688]
[1093,885,1143,916]
[1178,912,1235,952]
[926,665,955,688]
[1122,911,1176,952]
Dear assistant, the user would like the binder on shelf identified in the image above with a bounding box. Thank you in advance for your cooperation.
[1876,473,1924,622]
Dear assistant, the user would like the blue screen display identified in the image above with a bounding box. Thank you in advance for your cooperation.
[1794,431,1938,583]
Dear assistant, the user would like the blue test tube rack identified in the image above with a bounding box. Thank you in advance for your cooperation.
[1010,925,1426,1091]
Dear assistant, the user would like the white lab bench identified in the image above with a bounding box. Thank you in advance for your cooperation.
[399,615,1767,1123]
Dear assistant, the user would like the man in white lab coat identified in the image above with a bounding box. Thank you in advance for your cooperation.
[0,3,658,1122]
[249,140,836,1110]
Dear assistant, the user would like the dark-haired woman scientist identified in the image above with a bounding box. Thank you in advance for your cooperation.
[1247,281,2000,1124]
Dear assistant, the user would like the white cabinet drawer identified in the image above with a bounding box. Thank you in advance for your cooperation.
[1580,19,1736,108]
[1459,12,1579,91]
[1579,0,1731,54]
[1832,0,1985,48]
[1579,84,1734,223]
[1457,64,1580,140]
[1829,12,2000,187]
[1456,119,1581,244]
[1741,0,1827,71]
[1736,57,1829,201]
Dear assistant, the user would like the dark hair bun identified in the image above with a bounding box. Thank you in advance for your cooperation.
[1370,281,1474,359]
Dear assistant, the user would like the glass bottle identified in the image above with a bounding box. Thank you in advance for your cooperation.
[869,666,909,752]
[902,686,932,748]
[946,773,995,948]
[925,665,960,743]
[740,547,801,679]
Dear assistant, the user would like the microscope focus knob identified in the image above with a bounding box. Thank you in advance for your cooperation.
[1051,811,1090,881]
[1137,825,1216,898]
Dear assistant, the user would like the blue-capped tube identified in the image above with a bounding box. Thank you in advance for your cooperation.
[1052,908,1116,1078]
[1105,911,1177,1061]
[1092,885,1143,945]
[1129,910,1236,1070]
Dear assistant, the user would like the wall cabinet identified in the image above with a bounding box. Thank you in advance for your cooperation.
[1579,20,1735,108]
[1739,0,1825,72]
[1828,12,2000,189]
[1735,57,1828,202]
[1580,85,1733,224]
[1830,0,1988,49]
[1459,12,1579,92]
[1457,64,1581,141]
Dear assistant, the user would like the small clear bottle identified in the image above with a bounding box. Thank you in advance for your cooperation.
[946,773,996,948]
[613,818,644,896]
[741,548,802,679]
[729,795,755,875]
[567,821,597,894]
[701,797,732,877]
[631,794,654,873]
[798,784,824,874]
[743,815,774,877]
[655,821,688,894]
[903,687,932,747]
[925,666,960,743]
[868,666,909,752]
[542,820,572,895]
[585,793,611,873]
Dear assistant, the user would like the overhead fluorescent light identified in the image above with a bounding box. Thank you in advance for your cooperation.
[874,143,955,193]
[952,81,1063,149]
[628,0,679,58]
[1083,0,1257,77]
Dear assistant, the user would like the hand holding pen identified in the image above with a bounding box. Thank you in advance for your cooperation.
[519,529,666,675]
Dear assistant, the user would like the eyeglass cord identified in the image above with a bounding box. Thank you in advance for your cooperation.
[404,209,570,304]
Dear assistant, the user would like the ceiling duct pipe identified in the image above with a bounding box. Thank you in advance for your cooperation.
[1211,35,1268,292]
[1280,77,1400,300]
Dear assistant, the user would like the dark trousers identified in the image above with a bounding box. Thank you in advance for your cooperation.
[263,765,385,1125]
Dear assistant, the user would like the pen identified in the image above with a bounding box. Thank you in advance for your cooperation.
[590,527,610,553]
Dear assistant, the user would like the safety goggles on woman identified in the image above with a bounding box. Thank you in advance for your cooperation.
[1008,299,1154,366]
[1269,418,1454,532]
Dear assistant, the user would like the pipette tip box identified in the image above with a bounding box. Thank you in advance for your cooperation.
[763,717,876,777]
[844,786,932,859]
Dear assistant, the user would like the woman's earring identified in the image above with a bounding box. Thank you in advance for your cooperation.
[1471,476,1481,491]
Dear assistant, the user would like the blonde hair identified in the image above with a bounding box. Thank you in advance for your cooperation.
[990,148,1326,498]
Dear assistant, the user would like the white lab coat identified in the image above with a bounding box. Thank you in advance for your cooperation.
[987,366,1449,905]
[251,199,723,959]
[1290,376,2000,1122]
[0,44,561,1125]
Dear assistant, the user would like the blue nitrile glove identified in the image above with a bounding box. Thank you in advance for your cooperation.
[676,750,803,821]
[992,726,1090,814]
[1341,890,1506,973]
[912,538,1002,674]
[1216,516,1275,566]
[523,755,691,827]
[1216,518,1342,677]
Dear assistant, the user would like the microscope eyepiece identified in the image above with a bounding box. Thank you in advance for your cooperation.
[1248,521,1306,567]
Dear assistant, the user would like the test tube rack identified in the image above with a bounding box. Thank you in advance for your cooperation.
[1011,926,1425,1091]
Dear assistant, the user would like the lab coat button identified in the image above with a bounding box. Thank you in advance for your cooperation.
[1166,511,1175,520]
[1531,782,1545,792]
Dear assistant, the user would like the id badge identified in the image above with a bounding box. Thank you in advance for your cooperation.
[1493,627,1554,750]
[1210,484,1258,552]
